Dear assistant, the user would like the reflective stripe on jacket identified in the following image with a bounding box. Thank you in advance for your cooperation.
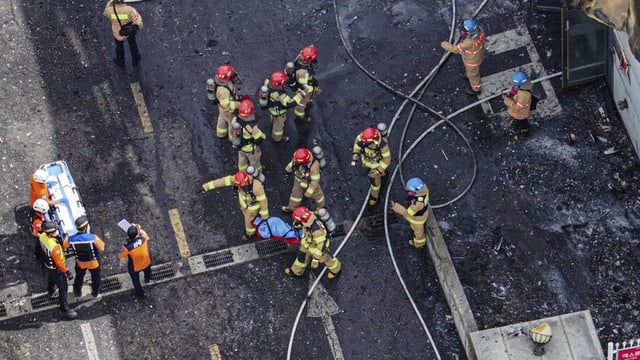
[40,233,68,272]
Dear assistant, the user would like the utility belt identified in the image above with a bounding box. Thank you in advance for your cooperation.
[363,155,382,163]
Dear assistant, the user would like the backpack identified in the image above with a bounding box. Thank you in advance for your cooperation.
[523,90,539,111]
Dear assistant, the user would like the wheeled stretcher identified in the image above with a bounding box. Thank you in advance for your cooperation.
[39,161,86,237]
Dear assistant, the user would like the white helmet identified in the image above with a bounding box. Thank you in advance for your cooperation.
[34,169,48,184]
[32,198,49,213]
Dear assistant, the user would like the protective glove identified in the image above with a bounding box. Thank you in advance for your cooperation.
[65,271,74,281]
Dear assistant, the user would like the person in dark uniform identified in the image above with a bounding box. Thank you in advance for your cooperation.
[63,216,106,298]
[40,221,77,319]
[119,223,153,299]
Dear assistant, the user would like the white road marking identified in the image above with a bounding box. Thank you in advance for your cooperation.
[80,322,101,360]
[481,25,562,118]
[307,274,344,360]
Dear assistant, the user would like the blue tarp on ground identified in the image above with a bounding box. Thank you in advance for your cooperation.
[252,216,301,245]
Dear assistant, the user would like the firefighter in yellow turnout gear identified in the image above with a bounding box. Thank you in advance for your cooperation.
[440,19,486,95]
[211,64,241,141]
[285,206,341,279]
[201,171,269,241]
[390,177,430,249]
[233,98,266,171]
[260,71,304,142]
[351,126,392,206]
[288,45,320,123]
[281,148,325,213]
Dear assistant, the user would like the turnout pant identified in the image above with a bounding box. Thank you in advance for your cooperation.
[216,109,235,140]
[241,208,260,236]
[270,113,287,142]
[238,147,262,171]
[289,246,341,276]
[464,63,482,92]
[286,179,325,210]
[367,168,385,199]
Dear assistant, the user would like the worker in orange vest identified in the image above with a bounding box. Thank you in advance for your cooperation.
[40,221,77,319]
[120,223,153,299]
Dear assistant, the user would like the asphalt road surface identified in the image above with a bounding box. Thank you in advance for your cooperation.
[0,0,639,359]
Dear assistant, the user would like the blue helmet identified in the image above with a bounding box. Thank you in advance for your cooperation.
[463,19,478,33]
[511,71,529,87]
[406,177,426,194]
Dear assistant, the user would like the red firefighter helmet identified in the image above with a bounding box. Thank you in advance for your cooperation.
[270,71,289,90]
[292,206,313,223]
[238,99,255,117]
[361,127,380,144]
[293,148,312,165]
[216,64,235,82]
[234,171,252,187]
[299,46,319,63]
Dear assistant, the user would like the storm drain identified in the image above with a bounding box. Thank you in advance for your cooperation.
[0,304,5,318]
[151,263,175,281]
[365,213,398,231]
[31,293,57,310]
[100,277,122,294]
[203,250,234,268]
[255,239,288,257]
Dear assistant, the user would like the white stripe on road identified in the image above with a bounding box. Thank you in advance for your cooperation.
[80,322,101,360]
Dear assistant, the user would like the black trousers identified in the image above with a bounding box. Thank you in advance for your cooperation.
[128,261,152,297]
[73,264,101,296]
[47,268,70,311]
[114,35,140,66]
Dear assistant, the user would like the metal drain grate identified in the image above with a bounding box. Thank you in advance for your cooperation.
[0,304,5,317]
[255,240,288,257]
[366,213,398,231]
[100,277,122,294]
[151,263,175,281]
[203,250,234,268]
[31,294,58,310]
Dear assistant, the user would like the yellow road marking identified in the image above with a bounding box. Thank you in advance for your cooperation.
[168,209,190,258]
[209,344,222,360]
[130,82,153,133]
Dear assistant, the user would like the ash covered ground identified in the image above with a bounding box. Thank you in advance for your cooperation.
[0,0,638,358]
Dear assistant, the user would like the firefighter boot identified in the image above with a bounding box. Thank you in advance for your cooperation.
[408,239,426,249]
[327,271,341,280]
[367,195,378,206]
